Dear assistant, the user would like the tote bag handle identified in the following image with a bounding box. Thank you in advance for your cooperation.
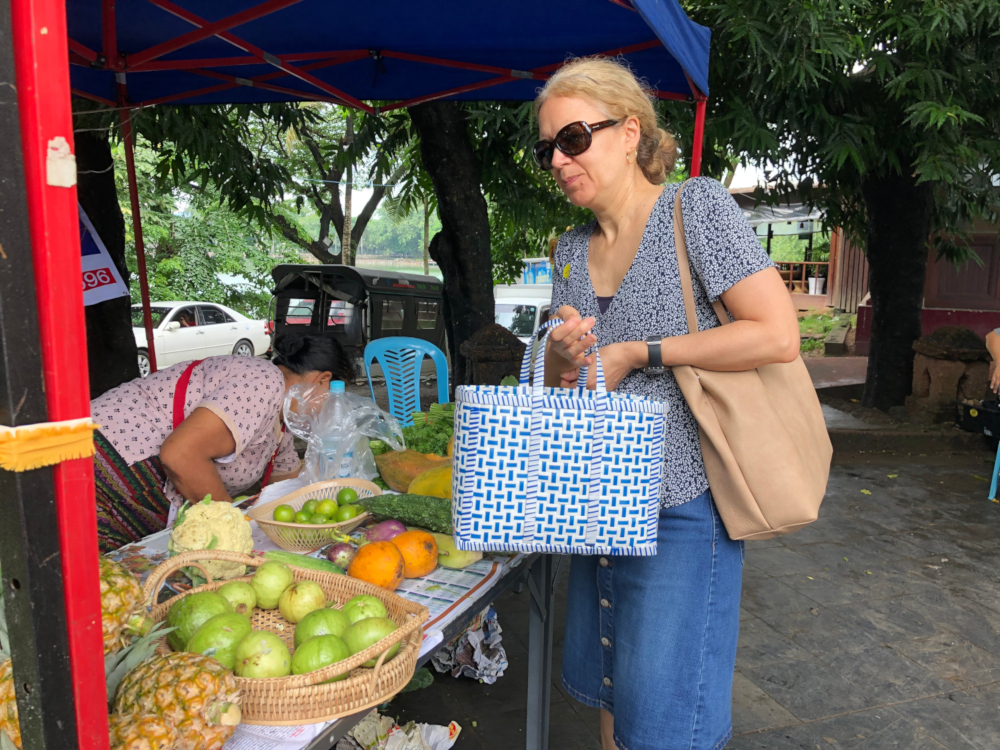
[516,319,609,545]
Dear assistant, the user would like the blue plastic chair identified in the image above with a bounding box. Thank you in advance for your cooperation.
[364,337,449,427]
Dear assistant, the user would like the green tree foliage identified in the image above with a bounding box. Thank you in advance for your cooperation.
[676,0,1000,408]
[362,208,442,259]
[111,138,303,319]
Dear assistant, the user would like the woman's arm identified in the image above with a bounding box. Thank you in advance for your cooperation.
[987,330,1000,392]
[159,407,237,503]
[557,268,801,390]
[657,266,800,370]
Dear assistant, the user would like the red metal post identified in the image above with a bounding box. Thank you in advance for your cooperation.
[690,96,707,178]
[118,85,158,373]
[9,1,108,749]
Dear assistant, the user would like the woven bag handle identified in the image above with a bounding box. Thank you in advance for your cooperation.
[672,182,731,335]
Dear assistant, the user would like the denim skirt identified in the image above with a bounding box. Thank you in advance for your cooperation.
[561,491,743,750]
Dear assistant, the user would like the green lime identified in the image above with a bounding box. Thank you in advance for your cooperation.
[294,510,311,524]
[308,513,330,525]
[273,504,295,523]
[302,499,319,516]
[335,505,360,522]
[316,499,338,517]
[336,488,359,505]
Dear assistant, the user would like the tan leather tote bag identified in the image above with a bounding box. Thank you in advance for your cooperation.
[670,184,831,540]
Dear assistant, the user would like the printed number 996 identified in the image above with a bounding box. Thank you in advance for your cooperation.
[83,268,114,291]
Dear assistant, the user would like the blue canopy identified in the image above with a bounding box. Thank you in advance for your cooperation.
[66,0,711,110]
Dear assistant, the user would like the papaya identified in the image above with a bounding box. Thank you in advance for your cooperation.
[374,450,451,492]
[407,465,453,500]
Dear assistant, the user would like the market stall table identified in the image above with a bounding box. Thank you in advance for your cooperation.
[111,481,558,750]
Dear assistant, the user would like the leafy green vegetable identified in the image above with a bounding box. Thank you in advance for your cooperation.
[369,440,392,457]
[358,494,452,534]
[500,375,519,387]
[401,403,455,456]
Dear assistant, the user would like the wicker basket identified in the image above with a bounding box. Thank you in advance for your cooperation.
[145,550,428,725]
[248,479,382,553]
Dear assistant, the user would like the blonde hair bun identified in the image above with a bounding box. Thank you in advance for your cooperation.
[535,57,678,184]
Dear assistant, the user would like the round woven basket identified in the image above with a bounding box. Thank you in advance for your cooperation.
[248,479,382,553]
[145,550,428,725]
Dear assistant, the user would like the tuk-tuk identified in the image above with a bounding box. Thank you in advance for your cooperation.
[269,265,447,359]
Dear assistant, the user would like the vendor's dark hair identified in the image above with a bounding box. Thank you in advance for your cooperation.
[271,334,355,381]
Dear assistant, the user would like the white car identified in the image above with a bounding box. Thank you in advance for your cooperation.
[495,284,552,345]
[132,302,271,377]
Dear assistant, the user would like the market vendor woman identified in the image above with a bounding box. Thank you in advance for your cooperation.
[90,334,354,553]
[537,58,799,750]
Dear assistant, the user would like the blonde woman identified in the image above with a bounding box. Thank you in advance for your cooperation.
[537,58,799,750]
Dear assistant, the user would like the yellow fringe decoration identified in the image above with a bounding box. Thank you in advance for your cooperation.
[0,418,98,472]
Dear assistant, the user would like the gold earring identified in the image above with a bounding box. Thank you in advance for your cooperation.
[627,150,636,164]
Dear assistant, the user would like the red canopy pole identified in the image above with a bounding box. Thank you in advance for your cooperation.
[690,97,707,178]
[118,80,158,373]
[9,1,109,749]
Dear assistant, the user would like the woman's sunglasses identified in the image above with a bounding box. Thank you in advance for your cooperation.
[532,119,619,170]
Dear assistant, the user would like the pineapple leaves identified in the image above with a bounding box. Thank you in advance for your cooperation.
[105,622,177,708]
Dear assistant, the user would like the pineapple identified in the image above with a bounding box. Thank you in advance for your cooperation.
[109,712,178,750]
[0,660,19,750]
[100,557,148,655]
[114,652,241,750]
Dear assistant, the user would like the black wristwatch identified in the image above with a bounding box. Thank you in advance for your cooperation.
[646,336,665,375]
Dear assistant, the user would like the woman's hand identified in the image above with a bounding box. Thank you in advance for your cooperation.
[557,342,644,391]
[987,332,1000,393]
[548,306,597,367]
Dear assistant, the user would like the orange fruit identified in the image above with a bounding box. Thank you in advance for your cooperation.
[347,541,405,590]
[391,530,438,578]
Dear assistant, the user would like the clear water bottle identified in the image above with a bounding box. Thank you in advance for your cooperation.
[318,380,354,478]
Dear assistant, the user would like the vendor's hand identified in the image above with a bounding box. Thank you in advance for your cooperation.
[548,306,597,368]
[991,360,1000,394]
[557,342,643,392]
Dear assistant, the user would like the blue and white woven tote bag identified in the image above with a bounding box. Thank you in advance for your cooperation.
[451,320,668,556]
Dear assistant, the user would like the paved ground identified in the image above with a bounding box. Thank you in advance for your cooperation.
[805,357,868,390]
[390,452,1000,749]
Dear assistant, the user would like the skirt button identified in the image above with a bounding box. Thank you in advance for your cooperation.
[603,677,612,687]
[601,637,611,647]
[600,598,610,608]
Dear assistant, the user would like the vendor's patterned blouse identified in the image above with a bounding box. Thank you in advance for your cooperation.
[91,355,300,506]
[550,178,773,508]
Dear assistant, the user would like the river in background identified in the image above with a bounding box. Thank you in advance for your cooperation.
[354,256,442,279]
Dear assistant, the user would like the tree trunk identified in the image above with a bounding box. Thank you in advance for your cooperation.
[422,198,430,275]
[860,166,934,410]
[76,131,140,398]
[408,102,493,388]
[341,114,354,265]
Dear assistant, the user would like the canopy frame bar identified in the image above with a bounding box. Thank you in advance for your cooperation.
[142,0,374,112]
[125,0,304,68]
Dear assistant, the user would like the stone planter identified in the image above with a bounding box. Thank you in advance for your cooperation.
[905,326,989,424]
[460,324,527,386]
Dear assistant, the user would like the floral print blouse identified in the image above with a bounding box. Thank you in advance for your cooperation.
[550,178,774,508]
[91,355,300,506]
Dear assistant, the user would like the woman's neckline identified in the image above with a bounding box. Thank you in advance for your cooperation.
[585,185,671,316]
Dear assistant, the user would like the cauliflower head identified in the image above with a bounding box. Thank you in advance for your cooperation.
[168,497,254,580]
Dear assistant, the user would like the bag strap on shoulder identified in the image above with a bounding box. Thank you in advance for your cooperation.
[672,181,730,334]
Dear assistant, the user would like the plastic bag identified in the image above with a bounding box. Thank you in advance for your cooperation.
[284,383,404,484]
